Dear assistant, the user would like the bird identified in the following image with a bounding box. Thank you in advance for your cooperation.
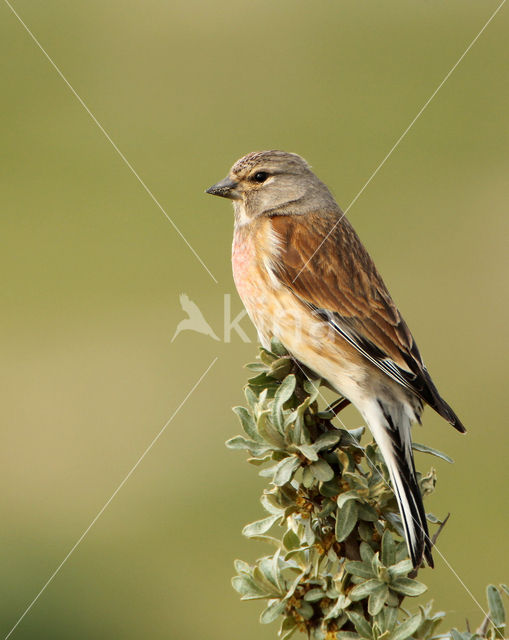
[171,293,220,342]
[206,150,465,569]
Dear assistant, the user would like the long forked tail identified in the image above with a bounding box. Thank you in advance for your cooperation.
[364,400,433,569]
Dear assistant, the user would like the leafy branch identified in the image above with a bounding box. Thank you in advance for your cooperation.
[227,340,507,640]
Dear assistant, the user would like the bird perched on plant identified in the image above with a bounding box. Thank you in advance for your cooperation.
[206,150,465,569]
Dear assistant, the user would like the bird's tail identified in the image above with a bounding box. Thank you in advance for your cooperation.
[363,400,433,569]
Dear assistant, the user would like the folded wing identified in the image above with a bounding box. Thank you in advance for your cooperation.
[270,212,465,433]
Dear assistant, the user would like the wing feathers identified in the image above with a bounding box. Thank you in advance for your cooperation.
[270,213,465,432]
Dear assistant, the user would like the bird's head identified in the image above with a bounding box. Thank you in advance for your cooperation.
[205,150,338,224]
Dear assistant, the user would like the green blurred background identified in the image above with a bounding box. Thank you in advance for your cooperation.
[1,1,507,637]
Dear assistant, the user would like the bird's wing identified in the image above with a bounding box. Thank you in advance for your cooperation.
[270,213,465,432]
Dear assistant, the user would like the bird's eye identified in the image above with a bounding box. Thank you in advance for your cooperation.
[252,171,269,183]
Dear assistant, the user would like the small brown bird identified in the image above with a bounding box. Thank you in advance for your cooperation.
[206,150,465,569]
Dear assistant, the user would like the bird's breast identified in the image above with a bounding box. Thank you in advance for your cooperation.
[232,222,278,300]
[232,229,260,301]
[231,221,285,343]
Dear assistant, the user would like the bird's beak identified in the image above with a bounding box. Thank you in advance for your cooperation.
[205,176,240,200]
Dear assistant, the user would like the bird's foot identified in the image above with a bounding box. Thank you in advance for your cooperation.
[324,397,351,416]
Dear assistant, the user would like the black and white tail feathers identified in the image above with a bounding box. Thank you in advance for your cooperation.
[364,400,433,569]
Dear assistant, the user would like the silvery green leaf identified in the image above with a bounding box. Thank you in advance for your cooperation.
[270,357,293,380]
[249,371,276,386]
[232,574,267,600]
[253,565,282,596]
[390,612,422,640]
[374,521,385,539]
[325,586,340,599]
[247,455,272,466]
[347,610,374,639]
[390,577,427,597]
[261,492,285,515]
[346,561,375,579]
[273,455,301,486]
[298,444,319,461]
[245,386,258,409]
[233,405,262,441]
[272,548,284,591]
[302,465,314,488]
[246,362,266,372]
[337,451,356,473]
[257,387,268,406]
[260,348,275,365]
[242,514,279,537]
[282,529,300,551]
[304,587,325,602]
[259,462,280,478]
[385,513,405,542]
[452,631,480,640]
[310,459,335,482]
[348,426,365,439]
[320,478,342,498]
[359,520,375,543]
[279,616,298,640]
[388,559,412,579]
[258,413,286,449]
[393,540,408,564]
[487,584,505,627]
[292,410,304,445]
[270,337,287,355]
[358,503,378,522]
[324,595,349,621]
[234,559,251,574]
[384,606,398,632]
[297,601,314,619]
[337,490,361,508]
[412,442,453,463]
[273,375,296,424]
[381,530,396,568]
[416,605,446,639]
[374,607,390,633]
[337,633,362,640]
[303,378,321,402]
[368,583,388,616]
[419,468,437,496]
[304,517,315,545]
[343,471,368,490]
[327,545,340,563]
[336,500,359,542]
[360,541,375,563]
[248,534,282,547]
[501,584,509,597]
[313,431,341,451]
[317,498,336,520]
[225,436,269,456]
[284,415,300,438]
[370,552,382,578]
[259,553,283,592]
[425,512,443,524]
[283,571,306,601]
[260,599,286,624]
[350,579,384,601]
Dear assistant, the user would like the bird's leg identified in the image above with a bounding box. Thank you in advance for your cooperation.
[325,397,351,416]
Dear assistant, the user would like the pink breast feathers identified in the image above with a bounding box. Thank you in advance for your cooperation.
[232,230,264,303]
